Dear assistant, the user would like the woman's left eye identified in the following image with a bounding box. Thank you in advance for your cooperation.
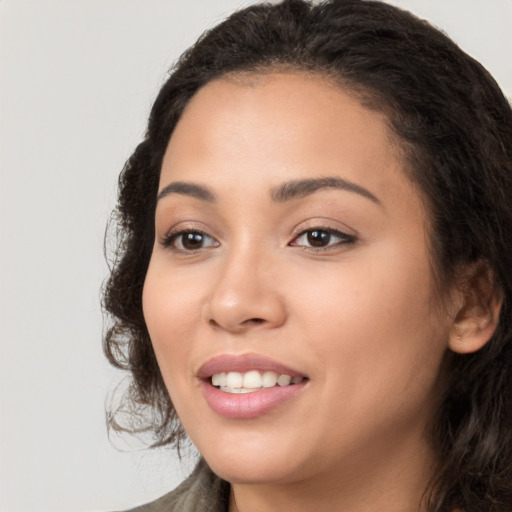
[290,228,355,250]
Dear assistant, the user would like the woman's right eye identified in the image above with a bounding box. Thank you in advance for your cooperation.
[162,230,220,252]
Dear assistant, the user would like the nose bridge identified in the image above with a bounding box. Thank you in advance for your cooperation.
[204,236,286,332]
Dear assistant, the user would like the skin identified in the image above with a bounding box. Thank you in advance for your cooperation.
[142,73,461,512]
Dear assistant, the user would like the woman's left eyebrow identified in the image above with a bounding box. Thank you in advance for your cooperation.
[271,177,382,206]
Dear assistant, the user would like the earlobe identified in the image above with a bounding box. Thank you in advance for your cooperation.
[448,262,502,354]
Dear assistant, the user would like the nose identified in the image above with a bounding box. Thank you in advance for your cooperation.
[203,246,287,334]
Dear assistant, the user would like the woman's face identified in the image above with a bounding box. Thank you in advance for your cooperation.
[143,73,453,487]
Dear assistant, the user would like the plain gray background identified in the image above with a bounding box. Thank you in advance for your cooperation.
[1,1,511,511]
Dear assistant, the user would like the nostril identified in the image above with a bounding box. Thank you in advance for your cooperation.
[208,317,265,331]
[245,318,265,325]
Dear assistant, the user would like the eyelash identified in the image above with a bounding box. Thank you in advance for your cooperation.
[161,227,356,253]
[289,227,356,251]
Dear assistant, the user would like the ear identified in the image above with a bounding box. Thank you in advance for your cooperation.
[448,262,502,354]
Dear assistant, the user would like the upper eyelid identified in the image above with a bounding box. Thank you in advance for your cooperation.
[165,226,212,237]
[290,215,357,236]
[291,223,356,240]
[160,227,219,248]
[160,221,219,240]
[293,226,351,236]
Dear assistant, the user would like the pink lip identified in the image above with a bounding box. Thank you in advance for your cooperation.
[197,353,308,419]
[197,353,306,380]
[201,382,306,419]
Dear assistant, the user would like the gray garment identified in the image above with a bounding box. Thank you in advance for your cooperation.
[123,459,229,512]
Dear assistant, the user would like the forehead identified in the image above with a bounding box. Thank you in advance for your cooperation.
[160,72,412,207]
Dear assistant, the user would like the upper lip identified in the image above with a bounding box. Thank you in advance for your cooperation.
[197,353,307,380]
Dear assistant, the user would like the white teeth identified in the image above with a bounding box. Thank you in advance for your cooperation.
[212,372,229,387]
[218,387,256,394]
[211,370,304,393]
[262,371,278,388]
[226,372,243,389]
[242,370,262,388]
[277,374,292,386]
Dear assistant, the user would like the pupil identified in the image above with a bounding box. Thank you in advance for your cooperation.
[183,232,203,249]
[307,230,330,247]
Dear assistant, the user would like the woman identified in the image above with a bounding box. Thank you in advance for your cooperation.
[103,0,512,510]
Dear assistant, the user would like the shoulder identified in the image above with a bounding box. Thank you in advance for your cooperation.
[118,459,229,512]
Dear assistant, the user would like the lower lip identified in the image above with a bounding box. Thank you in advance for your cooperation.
[201,381,306,419]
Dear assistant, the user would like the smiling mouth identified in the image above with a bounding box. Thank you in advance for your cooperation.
[211,370,306,394]
[200,356,308,418]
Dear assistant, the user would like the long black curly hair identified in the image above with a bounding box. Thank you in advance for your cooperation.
[103,1,512,510]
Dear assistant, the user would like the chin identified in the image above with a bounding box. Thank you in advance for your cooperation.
[196,435,309,485]
[207,455,298,485]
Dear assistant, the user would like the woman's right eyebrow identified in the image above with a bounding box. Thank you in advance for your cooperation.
[157,182,216,203]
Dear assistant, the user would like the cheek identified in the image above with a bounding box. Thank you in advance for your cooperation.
[288,243,447,403]
[142,261,204,388]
